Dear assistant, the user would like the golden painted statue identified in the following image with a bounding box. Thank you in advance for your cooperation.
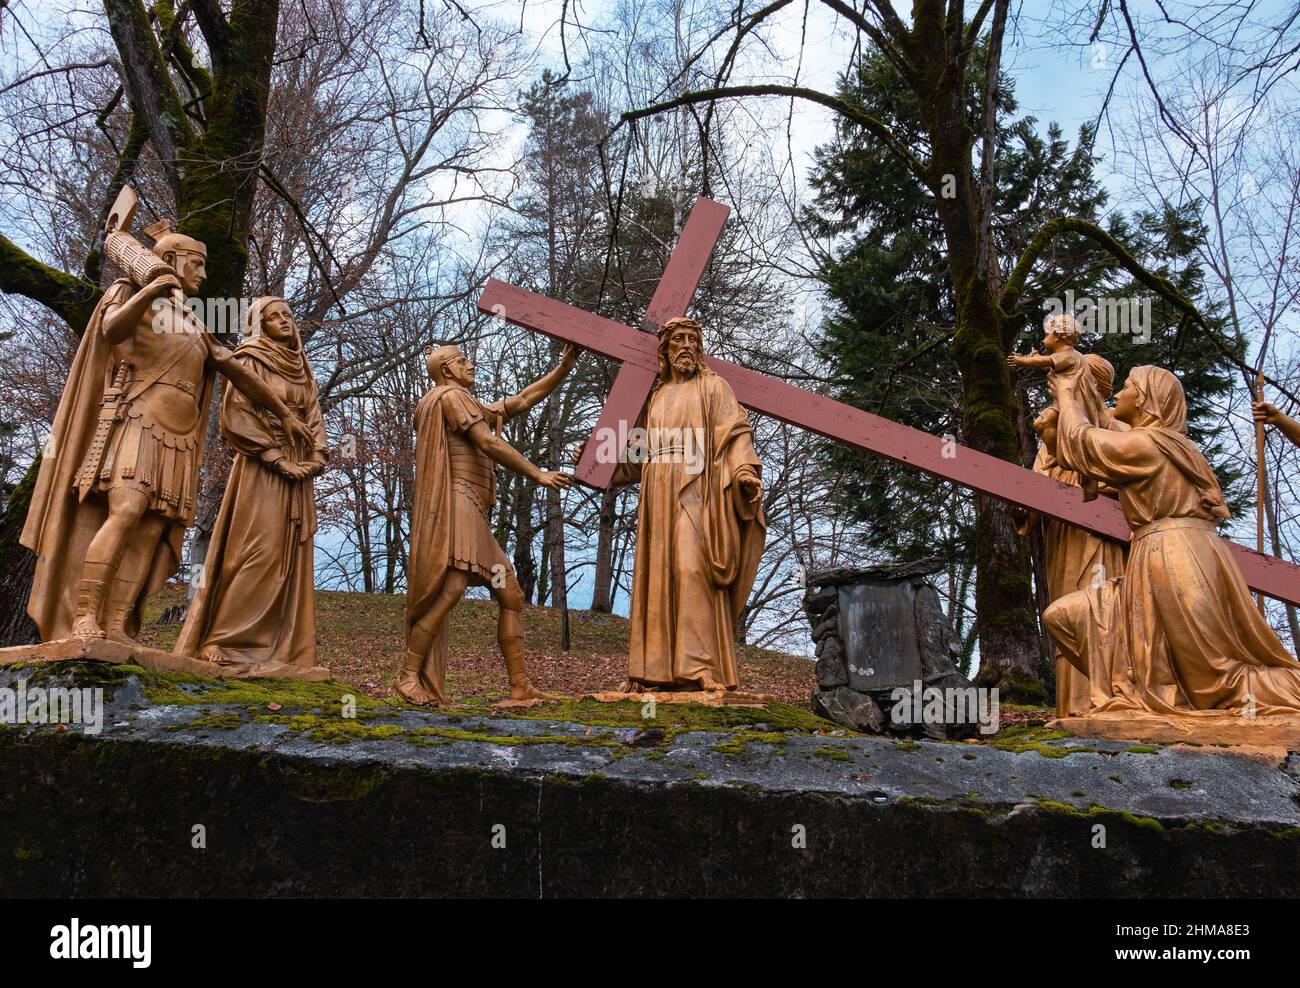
[606,317,766,692]
[175,297,328,669]
[1008,313,1111,502]
[1044,365,1300,721]
[1016,354,1128,716]
[21,225,313,645]
[402,342,576,705]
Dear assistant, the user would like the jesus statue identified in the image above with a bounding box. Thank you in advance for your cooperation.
[598,316,766,692]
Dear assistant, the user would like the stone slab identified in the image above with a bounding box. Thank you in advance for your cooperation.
[2,665,1299,896]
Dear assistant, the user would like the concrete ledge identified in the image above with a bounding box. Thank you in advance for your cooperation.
[1,667,1298,897]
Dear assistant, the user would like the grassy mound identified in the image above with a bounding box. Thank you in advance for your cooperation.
[136,583,817,706]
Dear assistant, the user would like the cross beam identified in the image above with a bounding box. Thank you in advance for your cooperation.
[475,207,1300,608]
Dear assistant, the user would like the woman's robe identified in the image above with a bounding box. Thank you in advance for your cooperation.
[1032,442,1127,716]
[175,337,327,667]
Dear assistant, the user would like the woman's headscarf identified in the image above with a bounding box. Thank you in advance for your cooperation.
[240,295,313,387]
[1124,365,1228,519]
[1127,364,1187,434]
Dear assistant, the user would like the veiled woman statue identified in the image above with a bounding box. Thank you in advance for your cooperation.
[176,297,328,668]
[1044,364,1300,718]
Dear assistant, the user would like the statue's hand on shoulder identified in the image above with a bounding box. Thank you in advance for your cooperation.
[144,272,183,299]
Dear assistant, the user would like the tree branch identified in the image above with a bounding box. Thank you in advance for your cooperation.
[102,0,194,194]
[188,0,232,65]
[619,84,927,181]
[1001,215,1300,406]
[0,59,115,98]
[0,233,102,330]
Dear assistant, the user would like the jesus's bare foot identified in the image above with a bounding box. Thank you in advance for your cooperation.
[71,613,106,638]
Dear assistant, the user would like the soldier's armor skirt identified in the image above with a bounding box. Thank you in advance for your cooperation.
[84,392,201,525]
[446,429,509,583]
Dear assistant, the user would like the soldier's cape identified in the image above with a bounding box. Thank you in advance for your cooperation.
[20,278,215,640]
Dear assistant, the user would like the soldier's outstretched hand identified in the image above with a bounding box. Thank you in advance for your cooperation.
[538,470,574,490]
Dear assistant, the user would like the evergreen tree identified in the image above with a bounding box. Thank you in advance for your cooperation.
[804,50,1242,680]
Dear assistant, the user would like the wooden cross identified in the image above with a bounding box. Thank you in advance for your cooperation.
[477,198,1300,607]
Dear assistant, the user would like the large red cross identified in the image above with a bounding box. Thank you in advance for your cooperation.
[477,198,1300,607]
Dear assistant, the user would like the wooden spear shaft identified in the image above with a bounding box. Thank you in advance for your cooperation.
[1256,369,1268,615]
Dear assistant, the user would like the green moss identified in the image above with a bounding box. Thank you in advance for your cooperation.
[892,741,921,752]
[1032,797,1166,833]
[449,695,837,736]
[987,725,1095,758]
[1169,779,1194,790]
[710,731,789,756]
[145,671,385,713]
[1108,774,1122,783]
[286,765,394,803]
[168,712,244,733]
[1123,745,1159,754]
[811,746,853,762]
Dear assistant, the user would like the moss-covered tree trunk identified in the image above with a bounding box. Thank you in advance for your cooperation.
[909,3,1049,701]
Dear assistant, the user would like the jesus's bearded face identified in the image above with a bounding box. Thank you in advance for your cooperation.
[666,327,703,379]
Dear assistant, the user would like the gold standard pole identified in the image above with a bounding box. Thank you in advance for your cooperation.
[1256,369,1268,616]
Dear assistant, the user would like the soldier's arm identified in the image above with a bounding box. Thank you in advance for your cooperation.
[466,420,572,490]
[102,276,175,344]
[208,347,315,447]
[1254,402,1300,448]
[499,345,578,420]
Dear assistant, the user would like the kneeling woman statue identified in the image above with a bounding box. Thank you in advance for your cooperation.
[1044,365,1300,718]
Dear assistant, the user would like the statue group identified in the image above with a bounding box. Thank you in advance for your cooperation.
[11,200,1300,739]
[1012,312,1300,734]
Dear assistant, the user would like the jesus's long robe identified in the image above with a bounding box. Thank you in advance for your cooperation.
[618,369,766,690]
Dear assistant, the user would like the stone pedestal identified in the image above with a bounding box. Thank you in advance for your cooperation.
[806,558,978,739]
[0,636,330,682]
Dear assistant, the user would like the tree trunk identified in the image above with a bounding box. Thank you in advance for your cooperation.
[590,486,617,612]
[0,462,41,646]
[544,396,569,649]
[511,483,537,603]
[924,100,1050,703]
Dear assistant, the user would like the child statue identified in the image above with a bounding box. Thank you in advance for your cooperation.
[1008,312,1110,501]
